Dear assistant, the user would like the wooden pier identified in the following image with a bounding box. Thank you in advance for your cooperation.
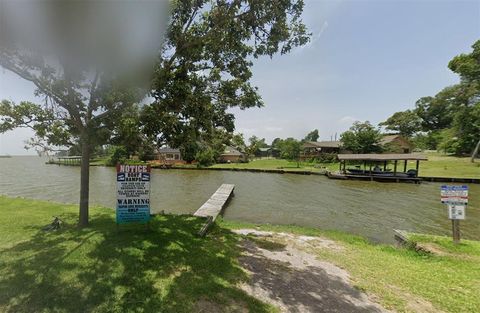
[194,184,235,221]
[194,184,235,236]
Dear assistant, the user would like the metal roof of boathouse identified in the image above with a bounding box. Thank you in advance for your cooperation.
[337,154,428,161]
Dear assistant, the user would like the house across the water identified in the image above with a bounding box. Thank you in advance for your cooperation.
[302,134,413,159]
[381,134,413,153]
[256,147,280,158]
[155,147,184,164]
[301,141,342,159]
[218,146,246,163]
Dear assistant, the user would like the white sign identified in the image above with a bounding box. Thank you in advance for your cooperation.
[441,185,468,204]
[116,164,151,224]
[448,204,466,220]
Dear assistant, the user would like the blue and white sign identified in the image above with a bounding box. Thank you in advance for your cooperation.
[116,164,151,224]
[441,185,468,220]
[441,185,468,204]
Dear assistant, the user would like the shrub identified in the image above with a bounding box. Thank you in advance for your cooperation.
[316,153,337,163]
[108,146,128,166]
[195,148,216,167]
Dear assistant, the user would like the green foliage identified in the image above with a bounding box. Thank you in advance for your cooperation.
[448,40,480,82]
[0,3,156,225]
[340,121,382,153]
[231,133,247,152]
[107,146,129,166]
[271,137,282,149]
[405,41,480,155]
[195,148,216,167]
[246,135,268,157]
[414,86,462,132]
[314,152,337,163]
[109,105,149,158]
[411,132,441,150]
[180,139,200,163]
[303,129,319,142]
[278,137,301,166]
[379,110,421,137]
[142,0,310,152]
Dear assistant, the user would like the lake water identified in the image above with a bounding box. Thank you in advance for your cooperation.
[1,156,479,243]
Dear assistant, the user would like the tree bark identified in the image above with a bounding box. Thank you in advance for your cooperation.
[79,135,90,227]
[471,139,480,163]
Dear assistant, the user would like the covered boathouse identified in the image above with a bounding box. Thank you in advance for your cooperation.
[330,154,428,183]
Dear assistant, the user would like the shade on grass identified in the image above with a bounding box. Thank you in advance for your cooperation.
[0,196,275,313]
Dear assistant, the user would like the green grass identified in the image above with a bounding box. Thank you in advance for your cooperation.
[213,153,480,178]
[0,196,276,313]
[219,219,480,313]
[3,196,479,313]
[89,157,110,166]
[420,152,480,178]
[210,158,338,173]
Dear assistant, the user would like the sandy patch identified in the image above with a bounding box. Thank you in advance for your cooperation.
[233,229,391,313]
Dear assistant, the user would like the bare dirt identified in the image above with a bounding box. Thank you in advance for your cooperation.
[233,229,392,313]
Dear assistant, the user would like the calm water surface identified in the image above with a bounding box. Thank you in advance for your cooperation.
[1,156,479,243]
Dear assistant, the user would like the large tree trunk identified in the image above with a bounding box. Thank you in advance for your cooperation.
[79,136,90,227]
[472,139,480,163]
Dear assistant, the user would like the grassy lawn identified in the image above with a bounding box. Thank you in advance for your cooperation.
[220,220,480,313]
[210,158,338,173]
[420,152,480,178]
[0,196,275,313]
[2,196,478,313]
[211,153,480,178]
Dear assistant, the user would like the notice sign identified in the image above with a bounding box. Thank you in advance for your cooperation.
[441,185,468,204]
[441,185,468,221]
[116,164,151,224]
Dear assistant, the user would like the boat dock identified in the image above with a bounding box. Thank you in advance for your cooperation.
[328,153,428,183]
[194,184,235,221]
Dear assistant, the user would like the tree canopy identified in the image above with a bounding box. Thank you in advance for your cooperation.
[379,110,421,137]
[141,0,310,156]
[0,1,168,226]
[381,40,480,158]
[340,121,382,154]
[303,129,319,142]
[277,137,301,167]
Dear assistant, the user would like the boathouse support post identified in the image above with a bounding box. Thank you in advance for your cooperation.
[383,161,387,171]
[393,160,397,176]
[404,160,407,172]
[415,160,420,177]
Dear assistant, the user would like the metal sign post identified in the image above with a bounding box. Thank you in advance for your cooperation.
[441,185,468,244]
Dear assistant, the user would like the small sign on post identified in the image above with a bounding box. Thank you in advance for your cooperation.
[441,185,468,244]
[116,164,151,225]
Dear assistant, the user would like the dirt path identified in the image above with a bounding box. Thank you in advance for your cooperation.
[233,229,391,313]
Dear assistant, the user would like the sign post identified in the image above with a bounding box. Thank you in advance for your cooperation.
[441,185,468,244]
[116,164,151,225]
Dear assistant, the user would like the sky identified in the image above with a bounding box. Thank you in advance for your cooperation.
[1,0,479,155]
